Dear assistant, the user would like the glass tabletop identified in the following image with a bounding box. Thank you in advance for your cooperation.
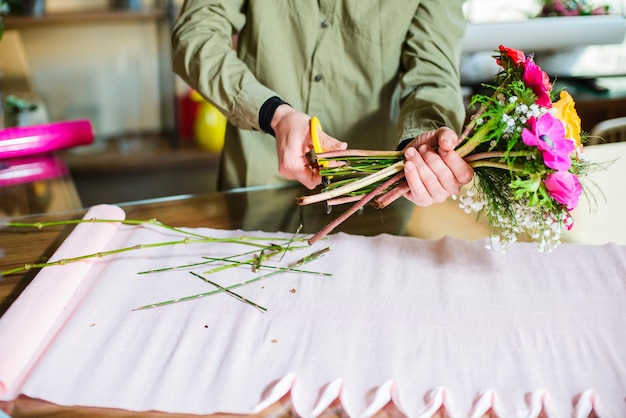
[0,153,83,217]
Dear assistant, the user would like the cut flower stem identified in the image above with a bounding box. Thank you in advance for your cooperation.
[133,247,331,310]
[2,218,331,312]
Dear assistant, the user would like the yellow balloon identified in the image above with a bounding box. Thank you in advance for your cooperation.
[194,101,226,152]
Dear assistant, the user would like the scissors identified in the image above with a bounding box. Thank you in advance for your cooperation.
[309,117,332,214]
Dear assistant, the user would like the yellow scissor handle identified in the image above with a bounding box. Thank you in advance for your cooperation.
[310,117,323,154]
[310,117,328,168]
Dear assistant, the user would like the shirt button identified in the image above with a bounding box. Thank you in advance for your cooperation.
[321,20,329,28]
[314,74,323,82]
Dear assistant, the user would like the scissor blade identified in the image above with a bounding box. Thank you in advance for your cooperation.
[309,117,333,214]
[321,177,332,214]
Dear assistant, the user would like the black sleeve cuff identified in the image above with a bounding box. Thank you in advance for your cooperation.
[259,96,289,137]
[396,138,412,151]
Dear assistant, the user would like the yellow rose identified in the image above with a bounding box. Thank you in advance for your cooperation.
[553,90,582,148]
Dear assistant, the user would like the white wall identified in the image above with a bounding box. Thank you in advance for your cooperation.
[12,0,165,140]
[20,22,162,138]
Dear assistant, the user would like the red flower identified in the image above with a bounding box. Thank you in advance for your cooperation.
[497,45,526,67]
[522,60,553,108]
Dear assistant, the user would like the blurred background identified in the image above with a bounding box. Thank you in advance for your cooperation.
[1,0,625,213]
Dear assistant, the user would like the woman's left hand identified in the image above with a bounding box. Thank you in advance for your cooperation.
[402,127,474,206]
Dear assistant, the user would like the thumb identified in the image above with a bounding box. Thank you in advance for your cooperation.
[320,132,348,151]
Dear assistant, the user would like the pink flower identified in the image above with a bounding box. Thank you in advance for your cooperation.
[522,60,553,108]
[544,170,582,210]
[522,114,575,170]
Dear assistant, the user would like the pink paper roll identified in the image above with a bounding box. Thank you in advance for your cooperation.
[0,120,94,159]
[0,204,126,401]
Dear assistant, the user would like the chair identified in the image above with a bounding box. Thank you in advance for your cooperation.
[588,116,626,145]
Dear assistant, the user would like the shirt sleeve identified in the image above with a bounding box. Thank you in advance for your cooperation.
[396,0,467,142]
[171,0,278,131]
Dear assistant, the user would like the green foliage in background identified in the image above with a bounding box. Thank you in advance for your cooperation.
[0,0,9,41]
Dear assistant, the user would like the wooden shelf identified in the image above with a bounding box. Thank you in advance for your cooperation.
[3,9,166,28]
[61,135,220,174]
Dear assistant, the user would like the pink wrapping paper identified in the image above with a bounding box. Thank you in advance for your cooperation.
[0,205,125,399]
[0,204,625,417]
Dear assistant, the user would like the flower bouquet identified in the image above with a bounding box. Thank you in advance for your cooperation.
[298,45,607,251]
[538,0,610,17]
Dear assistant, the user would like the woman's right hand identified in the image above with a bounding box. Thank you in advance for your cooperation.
[272,106,347,189]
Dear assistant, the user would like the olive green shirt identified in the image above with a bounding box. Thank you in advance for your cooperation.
[172,0,467,190]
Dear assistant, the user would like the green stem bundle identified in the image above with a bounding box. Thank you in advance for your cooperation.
[297,103,534,241]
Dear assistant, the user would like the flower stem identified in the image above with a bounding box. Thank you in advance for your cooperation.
[455,120,494,158]
[455,101,516,158]
[371,180,409,209]
[469,161,527,172]
[191,272,268,313]
[1,233,307,276]
[3,218,212,240]
[316,150,403,159]
[326,195,364,206]
[307,171,406,245]
[200,256,330,276]
[297,160,405,206]
[0,238,213,276]
[464,150,533,163]
[133,247,330,310]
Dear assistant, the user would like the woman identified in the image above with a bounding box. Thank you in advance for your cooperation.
[172,0,473,207]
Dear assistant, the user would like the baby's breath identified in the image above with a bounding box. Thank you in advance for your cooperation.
[458,187,568,253]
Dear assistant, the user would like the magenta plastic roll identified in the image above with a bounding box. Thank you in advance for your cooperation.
[0,119,94,159]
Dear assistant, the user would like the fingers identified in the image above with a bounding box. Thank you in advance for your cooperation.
[401,127,474,206]
[278,148,321,190]
[436,127,460,152]
[403,143,473,206]
[406,127,460,152]
[276,115,347,189]
[404,146,449,206]
[439,145,474,185]
[274,111,320,189]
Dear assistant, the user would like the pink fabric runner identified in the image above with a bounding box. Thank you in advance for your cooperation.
[0,204,624,417]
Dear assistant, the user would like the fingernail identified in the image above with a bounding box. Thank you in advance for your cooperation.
[405,147,416,158]
[418,144,428,154]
